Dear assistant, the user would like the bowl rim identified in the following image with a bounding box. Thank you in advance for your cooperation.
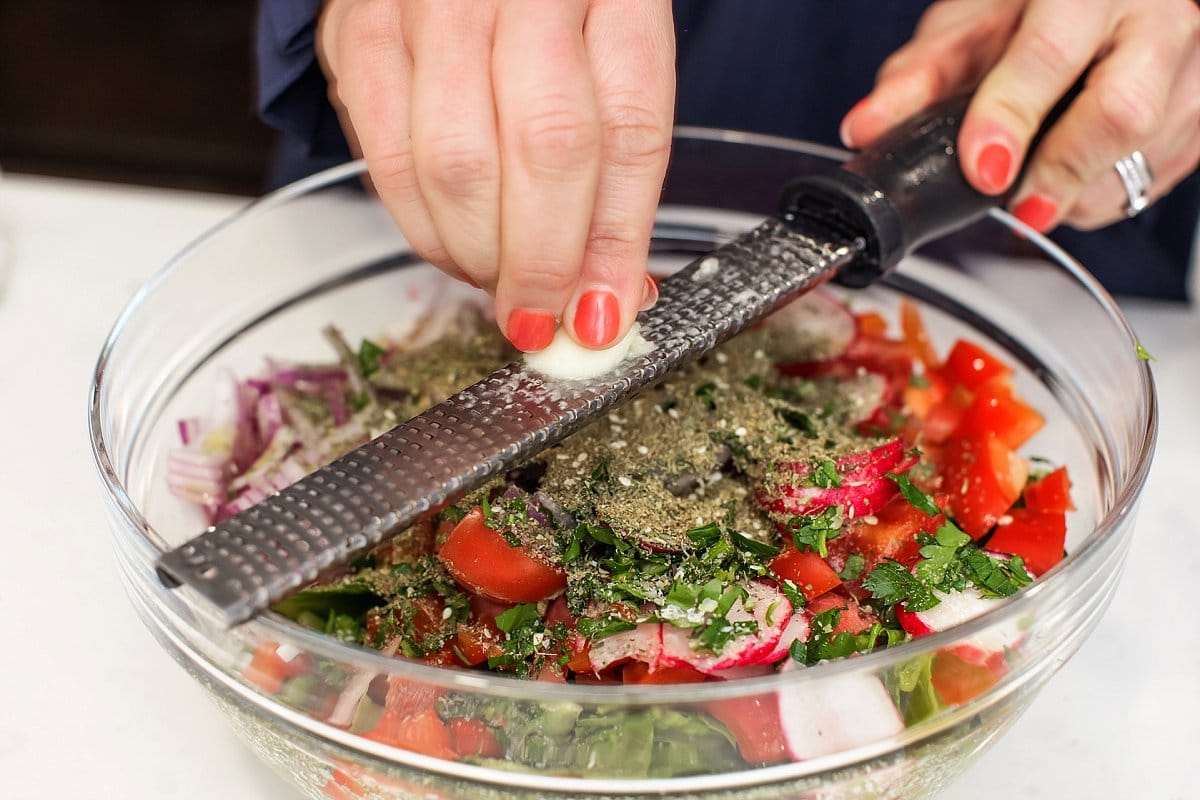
[89,127,1157,720]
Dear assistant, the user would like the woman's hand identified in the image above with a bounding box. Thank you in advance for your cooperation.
[840,0,1200,232]
[317,0,675,351]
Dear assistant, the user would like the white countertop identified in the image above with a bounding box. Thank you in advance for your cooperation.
[1,173,1196,799]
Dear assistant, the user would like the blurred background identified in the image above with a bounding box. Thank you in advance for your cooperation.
[0,0,274,195]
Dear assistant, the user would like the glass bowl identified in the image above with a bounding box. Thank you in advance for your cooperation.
[90,130,1155,800]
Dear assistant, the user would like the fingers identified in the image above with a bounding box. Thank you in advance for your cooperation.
[841,0,1015,148]
[405,1,503,287]
[492,0,602,350]
[325,0,452,272]
[1056,18,1200,230]
[958,0,1109,194]
[562,0,675,349]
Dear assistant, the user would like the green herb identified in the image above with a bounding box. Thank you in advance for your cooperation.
[913,522,972,586]
[777,408,819,438]
[785,506,844,558]
[838,552,866,581]
[728,530,781,558]
[862,559,939,612]
[812,459,841,489]
[350,391,371,411]
[789,609,905,664]
[357,338,386,377]
[1135,342,1156,361]
[495,603,542,633]
[577,616,637,641]
[694,382,719,410]
[887,473,942,516]
[908,373,931,389]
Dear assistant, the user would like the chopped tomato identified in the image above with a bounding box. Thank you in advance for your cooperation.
[770,549,841,600]
[805,591,877,634]
[245,642,310,694]
[829,492,944,574]
[1022,467,1075,513]
[622,662,709,684]
[364,594,450,649]
[700,695,790,764]
[383,676,446,719]
[454,619,504,666]
[904,370,949,422]
[563,631,592,673]
[986,508,1067,576]
[939,436,1027,539]
[921,383,973,444]
[363,708,455,760]
[447,718,503,758]
[939,340,1012,391]
[855,310,890,339]
[438,507,566,603]
[899,298,939,370]
[543,595,575,629]
[951,380,1044,450]
[930,650,1004,706]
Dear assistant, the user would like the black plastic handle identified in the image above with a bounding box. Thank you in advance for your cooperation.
[780,88,1072,287]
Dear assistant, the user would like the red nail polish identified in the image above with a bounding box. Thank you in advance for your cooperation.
[1012,195,1057,233]
[573,290,620,348]
[640,275,659,312]
[505,309,557,352]
[976,143,1014,193]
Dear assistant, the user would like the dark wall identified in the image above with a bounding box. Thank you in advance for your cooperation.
[0,0,275,195]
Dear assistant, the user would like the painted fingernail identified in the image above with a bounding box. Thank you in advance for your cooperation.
[573,290,620,348]
[840,99,869,148]
[1012,195,1057,233]
[976,143,1014,193]
[639,275,659,312]
[505,309,557,352]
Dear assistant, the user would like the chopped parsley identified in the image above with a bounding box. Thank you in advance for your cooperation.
[838,552,866,582]
[887,472,942,516]
[785,506,844,558]
[1135,342,1156,361]
[356,337,386,377]
[789,608,905,665]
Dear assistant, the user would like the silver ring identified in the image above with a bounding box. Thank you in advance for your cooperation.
[1114,150,1154,218]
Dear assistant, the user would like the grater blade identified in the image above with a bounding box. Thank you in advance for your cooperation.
[156,215,858,626]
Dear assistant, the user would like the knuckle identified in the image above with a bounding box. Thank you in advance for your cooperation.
[367,148,419,193]
[586,223,643,262]
[1094,79,1162,146]
[421,134,499,199]
[1021,27,1079,78]
[339,0,400,56]
[599,97,671,170]
[510,259,578,295]
[516,103,600,179]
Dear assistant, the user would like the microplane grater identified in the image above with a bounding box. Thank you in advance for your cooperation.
[158,90,1027,626]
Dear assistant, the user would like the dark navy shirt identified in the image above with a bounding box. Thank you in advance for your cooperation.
[256,0,1198,300]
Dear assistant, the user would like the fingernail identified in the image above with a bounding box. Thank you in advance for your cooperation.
[976,143,1014,193]
[573,290,620,348]
[639,275,659,312]
[840,99,869,148]
[1012,195,1057,233]
[505,309,557,352]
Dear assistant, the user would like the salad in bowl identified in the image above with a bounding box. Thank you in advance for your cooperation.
[92,133,1154,800]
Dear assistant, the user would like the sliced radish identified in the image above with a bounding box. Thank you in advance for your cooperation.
[586,623,663,672]
[896,586,1022,665]
[660,583,792,674]
[764,288,856,362]
[777,659,904,760]
[762,612,812,663]
[708,664,778,681]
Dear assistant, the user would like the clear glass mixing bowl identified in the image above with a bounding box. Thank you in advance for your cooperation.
[90,130,1155,799]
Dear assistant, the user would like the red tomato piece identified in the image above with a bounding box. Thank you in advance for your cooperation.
[904,369,949,422]
[930,650,1004,706]
[828,492,944,575]
[770,549,841,601]
[939,340,1013,391]
[921,383,973,445]
[855,310,890,339]
[363,709,456,760]
[986,508,1067,576]
[447,718,503,758]
[383,676,446,720]
[951,381,1044,450]
[804,591,877,634]
[700,695,790,764]
[563,631,592,674]
[245,642,310,694]
[622,662,709,685]
[899,298,940,370]
[454,619,504,666]
[438,507,566,603]
[1022,467,1076,513]
[939,436,1027,540]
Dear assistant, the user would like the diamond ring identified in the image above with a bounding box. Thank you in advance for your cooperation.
[1113,151,1154,218]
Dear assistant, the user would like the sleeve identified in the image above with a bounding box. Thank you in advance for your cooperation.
[254,0,352,187]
